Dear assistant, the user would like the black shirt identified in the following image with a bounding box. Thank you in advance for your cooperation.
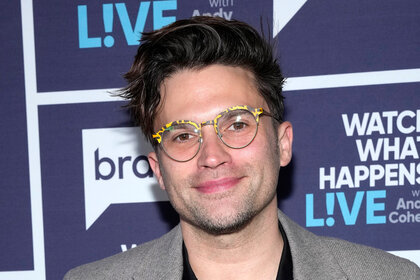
[182,222,293,280]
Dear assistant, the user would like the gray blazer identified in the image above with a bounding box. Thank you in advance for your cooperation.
[64,210,420,279]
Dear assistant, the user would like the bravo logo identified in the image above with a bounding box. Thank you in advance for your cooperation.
[82,127,168,230]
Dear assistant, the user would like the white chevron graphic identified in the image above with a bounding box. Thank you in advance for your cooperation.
[273,0,307,37]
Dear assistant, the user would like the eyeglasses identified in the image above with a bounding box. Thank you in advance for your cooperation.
[152,105,277,162]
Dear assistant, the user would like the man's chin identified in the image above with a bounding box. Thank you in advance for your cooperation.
[188,210,256,236]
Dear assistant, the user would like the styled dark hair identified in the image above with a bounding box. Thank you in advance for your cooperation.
[120,16,285,145]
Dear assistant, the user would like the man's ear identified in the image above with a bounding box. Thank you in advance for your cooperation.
[277,121,293,167]
[148,151,166,190]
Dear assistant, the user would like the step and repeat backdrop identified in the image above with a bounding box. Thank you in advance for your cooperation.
[1,0,419,279]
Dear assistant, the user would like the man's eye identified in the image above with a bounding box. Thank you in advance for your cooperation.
[228,122,247,131]
[174,133,194,142]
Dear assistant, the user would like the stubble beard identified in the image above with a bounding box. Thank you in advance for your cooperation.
[161,163,278,236]
[183,190,261,235]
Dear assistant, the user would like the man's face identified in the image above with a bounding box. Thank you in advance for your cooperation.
[148,65,292,235]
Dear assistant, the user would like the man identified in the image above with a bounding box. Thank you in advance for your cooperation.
[64,16,419,279]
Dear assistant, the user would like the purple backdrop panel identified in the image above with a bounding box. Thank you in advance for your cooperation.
[34,0,272,92]
[277,0,420,77]
[0,1,33,271]
[280,82,420,251]
[38,102,179,279]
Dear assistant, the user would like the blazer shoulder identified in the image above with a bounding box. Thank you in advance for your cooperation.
[277,210,419,280]
[63,226,183,280]
[321,236,420,280]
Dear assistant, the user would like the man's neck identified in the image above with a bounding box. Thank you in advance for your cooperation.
[181,199,283,280]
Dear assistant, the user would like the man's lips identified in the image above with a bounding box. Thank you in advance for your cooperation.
[195,177,242,194]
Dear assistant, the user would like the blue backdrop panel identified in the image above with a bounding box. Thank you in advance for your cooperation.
[277,0,420,77]
[38,102,179,279]
[34,0,272,92]
[282,82,420,251]
[0,1,33,271]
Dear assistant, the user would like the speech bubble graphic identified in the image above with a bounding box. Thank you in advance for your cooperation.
[82,127,168,230]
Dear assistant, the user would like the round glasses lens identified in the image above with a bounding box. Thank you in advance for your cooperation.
[161,123,201,161]
[217,109,258,148]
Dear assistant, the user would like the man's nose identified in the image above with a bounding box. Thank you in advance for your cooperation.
[196,127,231,169]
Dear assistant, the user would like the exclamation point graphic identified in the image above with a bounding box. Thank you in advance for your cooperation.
[103,4,114,47]
[325,193,335,227]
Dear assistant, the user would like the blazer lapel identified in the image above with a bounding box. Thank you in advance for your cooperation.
[278,210,348,280]
[132,225,184,280]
